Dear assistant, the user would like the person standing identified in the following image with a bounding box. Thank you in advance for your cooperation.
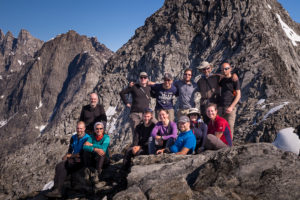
[79,93,107,134]
[150,73,177,122]
[173,68,199,118]
[218,63,241,137]
[196,61,222,124]
[120,72,152,139]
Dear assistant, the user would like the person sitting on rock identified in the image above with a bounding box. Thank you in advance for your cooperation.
[205,103,232,150]
[45,121,90,198]
[156,116,196,155]
[149,109,177,154]
[187,108,208,153]
[122,108,156,169]
[82,122,110,183]
[79,93,107,134]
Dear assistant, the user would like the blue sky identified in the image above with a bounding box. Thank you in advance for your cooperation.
[0,0,299,52]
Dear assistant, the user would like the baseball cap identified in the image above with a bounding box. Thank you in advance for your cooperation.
[139,72,148,77]
[178,116,190,123]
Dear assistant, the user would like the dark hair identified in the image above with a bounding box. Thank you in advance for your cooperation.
[184,68,193,74]
[206,103,217,111]
[143,108,153,114]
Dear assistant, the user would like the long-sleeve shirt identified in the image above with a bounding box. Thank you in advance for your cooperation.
[67,133,91,154]
[83,134,110,157]
[133,122,155,152]
[197,74,221,105]
[170,129,196,154]
[173,80,198,109]
[119,84,151,113]
[190,120,208,152]
[79,104,107,132]
[151,121,178,140]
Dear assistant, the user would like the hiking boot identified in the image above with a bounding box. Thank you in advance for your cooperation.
[45,188,62,198]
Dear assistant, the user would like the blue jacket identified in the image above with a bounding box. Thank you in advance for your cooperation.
[170,129,196,154]
[67,133,90,154]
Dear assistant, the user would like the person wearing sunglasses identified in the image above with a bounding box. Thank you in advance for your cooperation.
[120,72,152,141]
[82,122,110,183]
[218,63,241,137]
[196,61,238,124]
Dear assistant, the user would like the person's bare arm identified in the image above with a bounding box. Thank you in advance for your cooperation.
[176,147,190,155]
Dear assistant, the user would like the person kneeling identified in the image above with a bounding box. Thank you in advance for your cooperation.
[156,116,196,155]
[122,108,155,170]
[83,122,110,183]
[205,103,232,150]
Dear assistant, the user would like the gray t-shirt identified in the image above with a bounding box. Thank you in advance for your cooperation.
[174,80,198,109]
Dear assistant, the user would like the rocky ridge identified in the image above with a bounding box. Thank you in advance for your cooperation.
[0,0,300,199]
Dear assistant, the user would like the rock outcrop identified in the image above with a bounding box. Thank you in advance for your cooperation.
[114,143,300,200]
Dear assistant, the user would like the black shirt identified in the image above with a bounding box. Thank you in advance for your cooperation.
[133,121,155,153]
[79,104,107,133]
[219,77,240,107]
[119,84,151,113]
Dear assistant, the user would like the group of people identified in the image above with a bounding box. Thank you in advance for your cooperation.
[46,94,110,198]
[120,61,240,169]
[46,61,241,197]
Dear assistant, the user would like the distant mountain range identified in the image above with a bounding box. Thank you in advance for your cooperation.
[0,0,299,199]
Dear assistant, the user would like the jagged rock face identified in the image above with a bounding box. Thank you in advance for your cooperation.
[96,0,300,152]
[114,143,300,200]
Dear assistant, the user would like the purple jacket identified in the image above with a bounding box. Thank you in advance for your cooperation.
[151,121,178,140]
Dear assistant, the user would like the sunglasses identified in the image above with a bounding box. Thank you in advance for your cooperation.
[96,128,104,130]
[184,73,192,76]
[223,67,230,71]
[164,79,172,82]
[202,67,210,71]
[140,76,148,79]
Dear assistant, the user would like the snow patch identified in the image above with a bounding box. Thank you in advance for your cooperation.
[18,60,25,65]
[42,180,54,191]
[0,95,4,99]
[0,75,2,80]
[263,102,289,120]
[257,99,265,105]
[10,69,13,73]
[37,57,40,60]
[106,106,117,120]
[0,120,8,128]
[267,4,271,9]
[35,100,43,110]
[276,14,300,46]
[35,124,47,132]
[107,118,117,134]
